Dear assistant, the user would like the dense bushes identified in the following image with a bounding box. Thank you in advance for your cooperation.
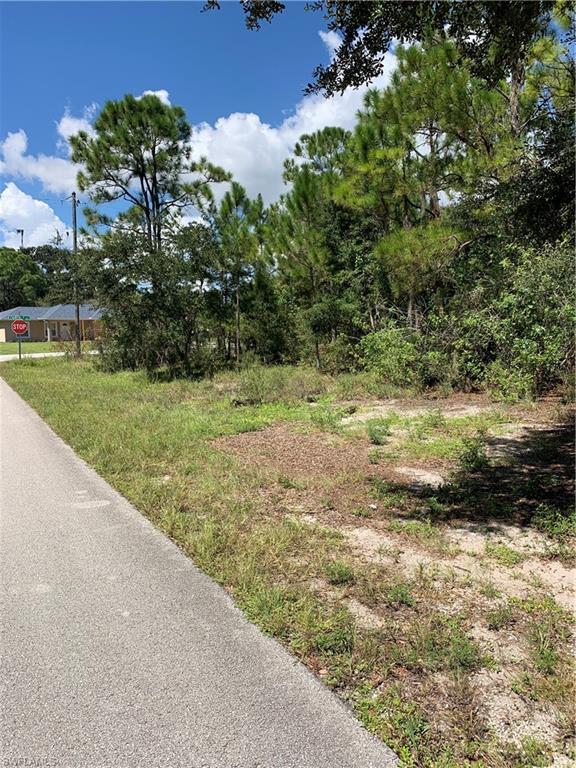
[353,240,574,398]
[444,240,573,397]
[361,323,420,388]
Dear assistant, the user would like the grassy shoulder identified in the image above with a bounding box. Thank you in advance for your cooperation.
[1,358,573,768]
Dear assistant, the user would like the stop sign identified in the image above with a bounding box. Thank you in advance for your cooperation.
[11,320,28,336]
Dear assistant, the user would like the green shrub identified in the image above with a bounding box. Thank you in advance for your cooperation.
[367,419,391,445]
[324,560,355,586]
[310,402,344,431]
[457,433,489,471]
[321,335,360,374]
[483,361,533,401]
[453,241,574,396]
[360,321,420,387]
[532,503,576,538]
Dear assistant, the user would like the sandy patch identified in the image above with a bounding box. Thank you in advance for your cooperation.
[550,756,576,767]
[395,465,445,489]
[345,598,385,629]
[472,668,560,745]
[469,623,527,664]
[339,525,575,609]
[341,398,493,425]
[446,522,553,557]
[519,558,575,610]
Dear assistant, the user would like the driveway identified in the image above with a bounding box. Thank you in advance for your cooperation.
[0,378,397,768]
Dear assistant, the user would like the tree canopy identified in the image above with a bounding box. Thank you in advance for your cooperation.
[205,0,558,95]
[70,93,229,251]
[63,17,573,397]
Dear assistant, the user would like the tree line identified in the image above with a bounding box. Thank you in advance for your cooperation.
[3,4,573,396]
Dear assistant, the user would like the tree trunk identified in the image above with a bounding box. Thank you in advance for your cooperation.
[429,188,441,218]
[235,283,241,364]
[314,336,321,369]
[428,127,441,218]
[407,290,414,328]
[368,305,376,331]
[509,61,525,139]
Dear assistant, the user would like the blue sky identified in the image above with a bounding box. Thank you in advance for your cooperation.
[0,1,395,247]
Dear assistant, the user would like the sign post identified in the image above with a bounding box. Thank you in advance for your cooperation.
[11,320,29,360]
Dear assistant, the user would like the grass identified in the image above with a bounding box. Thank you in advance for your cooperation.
[0,340,58,355]
[370,479,411,511]
[1,357,573,768]
[485,542,527,566]
[486,602,517,630]
[479,582,502,599]
[0,340,96,356]
[367,418,391,445]
[360,409,506,464]
[387,518,451,554]
[354,566,416,610]
[324,559,355,586]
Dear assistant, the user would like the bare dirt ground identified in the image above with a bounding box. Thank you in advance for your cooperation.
[214,394,575,762]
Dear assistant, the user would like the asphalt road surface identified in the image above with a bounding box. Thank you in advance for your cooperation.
[0,378,397,768]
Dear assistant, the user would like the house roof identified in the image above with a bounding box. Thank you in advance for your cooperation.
[0,304,104,322]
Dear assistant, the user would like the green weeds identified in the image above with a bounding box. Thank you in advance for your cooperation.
[532,503,576,538]
[367,418,392,445]
[324,560,355,586]
[485,542,526,566]
[388,518,449,553]
[309,401,345,431]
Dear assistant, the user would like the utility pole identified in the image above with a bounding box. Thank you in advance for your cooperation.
[71,192,81,357]
[16,229,24,249]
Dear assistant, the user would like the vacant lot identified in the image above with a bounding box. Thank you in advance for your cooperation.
[2,358,574,768]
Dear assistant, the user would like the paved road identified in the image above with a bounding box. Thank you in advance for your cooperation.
[0,378,397,768]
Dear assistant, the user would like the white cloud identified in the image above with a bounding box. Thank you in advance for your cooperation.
[0,94,172,196]
[0,32,396,206]
[190,45,396,203]
[0,130,77,195]
[319,29,341,58]
[139,89,171,105]
[56,103,97,151]
[0,183,68,247]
